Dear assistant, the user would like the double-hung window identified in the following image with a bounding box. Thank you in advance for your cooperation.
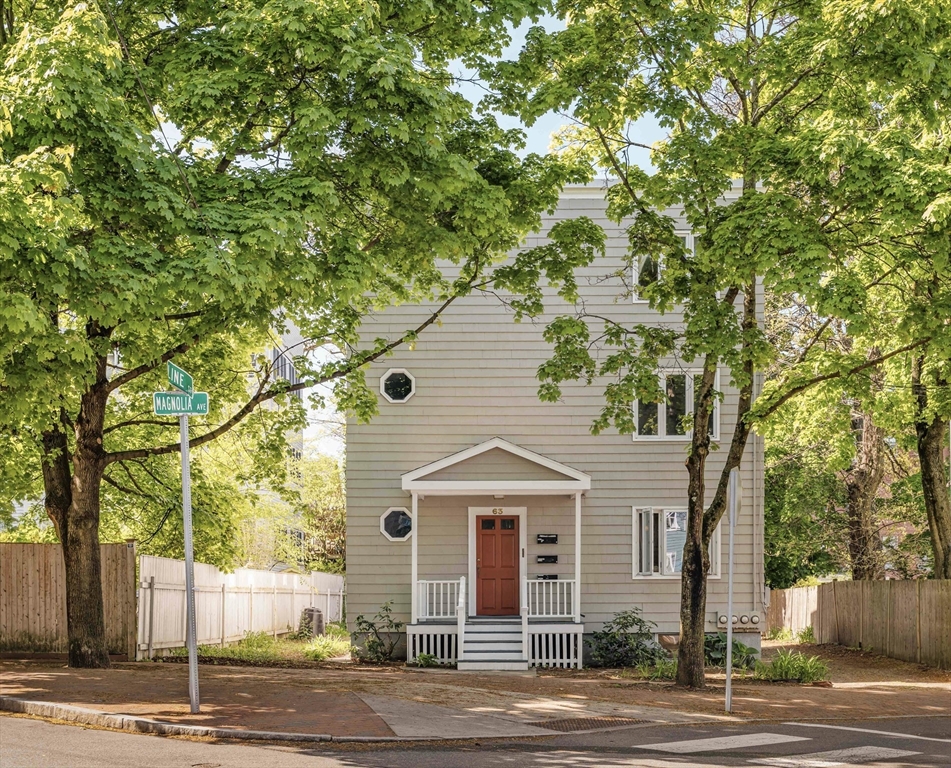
[634,369,719,440]
[632,233,693,302]
[633,507,720,578]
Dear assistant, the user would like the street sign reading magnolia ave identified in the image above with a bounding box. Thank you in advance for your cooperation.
[153,391,209,416]
[167,361,194,395]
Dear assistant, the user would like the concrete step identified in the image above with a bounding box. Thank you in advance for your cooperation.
[464,631,521,642]
[463,642,522,653]
[460,650,524,661]
[457,659,529,671]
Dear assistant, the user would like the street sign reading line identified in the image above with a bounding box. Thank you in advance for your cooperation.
[167,361,194,395]
[153,391,209,416]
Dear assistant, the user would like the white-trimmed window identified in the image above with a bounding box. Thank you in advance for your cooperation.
[380,507,413,541]
[633,507,720,578]
[380,368,415,403]
[634,369,719,440]
[633,233,693,302]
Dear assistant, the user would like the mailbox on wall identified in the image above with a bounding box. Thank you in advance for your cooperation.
[536,555,558,564]
[536,534,558,544]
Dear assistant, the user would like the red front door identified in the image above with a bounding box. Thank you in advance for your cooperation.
[476,515,520,615]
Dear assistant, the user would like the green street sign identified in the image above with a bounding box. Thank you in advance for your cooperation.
[153,391,209,416]
[167,361,193,395]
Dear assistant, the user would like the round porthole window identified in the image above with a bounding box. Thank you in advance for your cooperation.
[380,368,415,403]
[380,507,413,541]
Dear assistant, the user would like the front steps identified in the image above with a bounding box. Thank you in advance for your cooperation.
[456,617,528,671]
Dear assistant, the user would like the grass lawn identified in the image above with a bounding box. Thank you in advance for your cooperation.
[166,622,352,665]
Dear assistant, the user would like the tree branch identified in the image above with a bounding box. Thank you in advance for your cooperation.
[106,335,199,392]
[103,288,470,465]
[755,338,932,422]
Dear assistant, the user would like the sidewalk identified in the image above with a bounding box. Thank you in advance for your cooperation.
[2,653,948,742]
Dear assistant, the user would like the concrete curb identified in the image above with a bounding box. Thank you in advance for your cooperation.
[0,696,466,743]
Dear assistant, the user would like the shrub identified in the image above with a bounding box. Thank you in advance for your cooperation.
[704,632,757,669]
[637,657,678,680]
[353,601,404,663]
[754,649,828,683]
[796,625,816,644]
[588,608,664,668]
[303,634,352,661]
[415,653,439,668]
[765,627,794,642]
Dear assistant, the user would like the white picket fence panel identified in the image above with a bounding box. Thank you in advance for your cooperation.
[137,555,344,658]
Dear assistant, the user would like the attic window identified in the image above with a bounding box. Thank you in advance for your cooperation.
[380,508,413,541]
[381,368,415,403]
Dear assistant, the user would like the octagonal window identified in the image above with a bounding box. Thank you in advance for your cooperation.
[380,368,415,403]
[380,507,413,541]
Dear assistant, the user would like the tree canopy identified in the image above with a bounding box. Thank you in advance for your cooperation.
[0,0,587,666]
[488,0,951,686]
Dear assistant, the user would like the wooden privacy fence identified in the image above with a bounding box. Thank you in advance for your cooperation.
[0,542,137,658]
[765,585,817,637]
[137,555,345,659]
[768,580,951,669]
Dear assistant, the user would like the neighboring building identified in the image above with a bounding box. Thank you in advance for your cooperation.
[346,185,765,670]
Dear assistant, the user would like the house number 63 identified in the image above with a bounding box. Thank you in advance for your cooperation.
[492,508,504,515]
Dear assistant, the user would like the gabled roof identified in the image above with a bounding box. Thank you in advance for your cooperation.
[401,437,591,495]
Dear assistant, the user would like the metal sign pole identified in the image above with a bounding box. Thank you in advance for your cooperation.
[180,413,200,713]
[725,467,738,714]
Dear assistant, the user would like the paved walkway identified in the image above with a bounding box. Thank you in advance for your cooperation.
[2,659,948,741]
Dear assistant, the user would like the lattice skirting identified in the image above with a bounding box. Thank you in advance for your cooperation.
[407,627,458,663]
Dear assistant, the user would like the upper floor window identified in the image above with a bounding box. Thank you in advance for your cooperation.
[634,507,721,578]
[380,368,415,403]
[634,369,719,440]
[272,348,303,400]
[633,233,693,302]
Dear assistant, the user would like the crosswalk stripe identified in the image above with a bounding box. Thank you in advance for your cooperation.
[751,746,921,767]
[634,733,812,753]
[783,721,951,744]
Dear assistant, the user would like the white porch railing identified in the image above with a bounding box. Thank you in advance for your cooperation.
[417,578,462,620]
[527,579,576,619]
[456,577,466,661]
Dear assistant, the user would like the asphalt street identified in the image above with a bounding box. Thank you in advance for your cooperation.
[2,714,949,768]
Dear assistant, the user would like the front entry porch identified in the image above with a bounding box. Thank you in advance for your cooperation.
[401,438,590,670]
[408,576,584,670]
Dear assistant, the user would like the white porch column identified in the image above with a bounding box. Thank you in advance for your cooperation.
[411,492,418,625]
[574,492,582,623]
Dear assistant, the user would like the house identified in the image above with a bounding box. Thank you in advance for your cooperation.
[345,184,765,670]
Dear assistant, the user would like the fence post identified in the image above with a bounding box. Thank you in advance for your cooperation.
[272,585,277,638]
[326,590,331,624]
[292,581,297,632]
[860,581,865,649]
[886,579,891,657]
[147,576,155,659]
[916,579,921,664]
[249,586,253,636]
[220,584,227,647]
[832,580,840,644]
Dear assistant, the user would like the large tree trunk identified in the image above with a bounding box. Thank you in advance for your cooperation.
[675,286,756,689]
[913,358,951,579]
[39,341,113,668]
[843,407,886,580]
[63,363,112,668]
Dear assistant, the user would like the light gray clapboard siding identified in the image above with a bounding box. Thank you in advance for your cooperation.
[346,186,763,633]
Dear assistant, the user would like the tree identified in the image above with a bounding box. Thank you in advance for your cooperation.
[489,0,951,686]
[0,0,585,667]
[912,356,951,578]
